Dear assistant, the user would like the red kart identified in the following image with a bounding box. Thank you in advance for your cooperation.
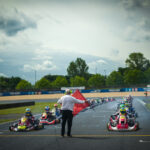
[39,113,60,125]
[107,114,139,131]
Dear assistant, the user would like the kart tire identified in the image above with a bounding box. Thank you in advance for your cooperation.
[9,126,12,131]
[38,124,44,129]
[34,119,39,124]
[135,122,139,130]
[135,113,138,118]
[34,125,39,130]
[107,123,111,131]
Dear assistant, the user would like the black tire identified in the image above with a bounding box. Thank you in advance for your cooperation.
[107,123,111,131]
[135,113,138,118]
[135,122,139,130]
[34,119,39,124]
[9,126,12,131]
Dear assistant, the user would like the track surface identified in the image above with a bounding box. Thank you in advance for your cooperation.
[0,97,150,150]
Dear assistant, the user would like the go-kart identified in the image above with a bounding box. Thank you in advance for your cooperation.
[107,114,139,131]
[39,112,61,125]
[9,116,44,132]
[89,99,99,109]
[106,97,110,102]
[110,97,115,102]
[126,107,138,118]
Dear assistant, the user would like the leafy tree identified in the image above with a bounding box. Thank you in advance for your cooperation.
[0,76,21,91]
[9,77,22,90]
[35,78,51,90]
[125,52,150,71]
[67,58,89,78]
[0,76,9,91]
[88,74,105,88]
[106,71,124,87]
[67,61,78,77]
[118,67,129,76]
[70,76,87,87]
[144,68,150,84]
[44,74,60,82]
[52,76,68,89]
[124,69,146,85]
[16,80,32,90]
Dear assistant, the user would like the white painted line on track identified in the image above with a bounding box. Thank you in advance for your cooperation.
[139,140,150,143]
[137,99,150,112]
[137,99,146,105]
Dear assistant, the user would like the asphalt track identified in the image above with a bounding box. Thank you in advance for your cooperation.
[0,97,150,150]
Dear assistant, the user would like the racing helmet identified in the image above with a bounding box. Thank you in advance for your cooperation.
[45,106,50,112]
[120,108,126,115]
[121,101,125,104]
[54,104,58,107]
[120,104,125,108]
[125,103,129,108]
[41,112,47,120]
[25,108,32,116]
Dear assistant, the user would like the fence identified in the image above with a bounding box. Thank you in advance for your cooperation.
[0,87,149,97]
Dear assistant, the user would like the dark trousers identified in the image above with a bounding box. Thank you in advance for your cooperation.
[61,110,73,136]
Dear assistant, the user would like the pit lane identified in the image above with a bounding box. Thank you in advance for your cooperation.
[0,97,150,150]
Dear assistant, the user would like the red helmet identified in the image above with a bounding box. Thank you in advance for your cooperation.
[54,104,58,107]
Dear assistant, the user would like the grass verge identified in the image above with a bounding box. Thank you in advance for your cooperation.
[145,103,150,110]
[0,102,58,115]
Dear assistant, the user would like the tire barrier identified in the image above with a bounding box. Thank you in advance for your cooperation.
[0,101,35,109]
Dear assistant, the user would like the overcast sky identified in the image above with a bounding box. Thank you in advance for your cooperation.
[0,0,150,84]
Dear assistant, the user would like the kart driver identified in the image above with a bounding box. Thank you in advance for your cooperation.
[42,106,55,122]
[119,107,127,116]
[115,107,127,121]
[25,108,35,125]
[52,104,61,117]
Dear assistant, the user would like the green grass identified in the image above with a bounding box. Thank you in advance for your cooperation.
[0,102,59,115]
[146,103,150,110]
[0,102,60,123]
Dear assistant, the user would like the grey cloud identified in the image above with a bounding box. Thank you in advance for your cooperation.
[142,19,150,31]
[122,0,150,10]
[0,8,36,36]
[144,35,150,41]
[120,0,150,42]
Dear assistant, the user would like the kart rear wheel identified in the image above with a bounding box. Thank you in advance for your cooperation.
[135,122,139,131]
[107,123,111,131]
[38,124,44,129]
[9,126,12,131]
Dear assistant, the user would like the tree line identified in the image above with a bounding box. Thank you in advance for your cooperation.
[0,52,150,92]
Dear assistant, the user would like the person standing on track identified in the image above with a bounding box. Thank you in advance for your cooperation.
[57,89,88,137]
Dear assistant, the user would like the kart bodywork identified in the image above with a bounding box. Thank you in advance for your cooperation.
[107,115,139,131]
[39,112,61,125]
[9,116,44,132]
